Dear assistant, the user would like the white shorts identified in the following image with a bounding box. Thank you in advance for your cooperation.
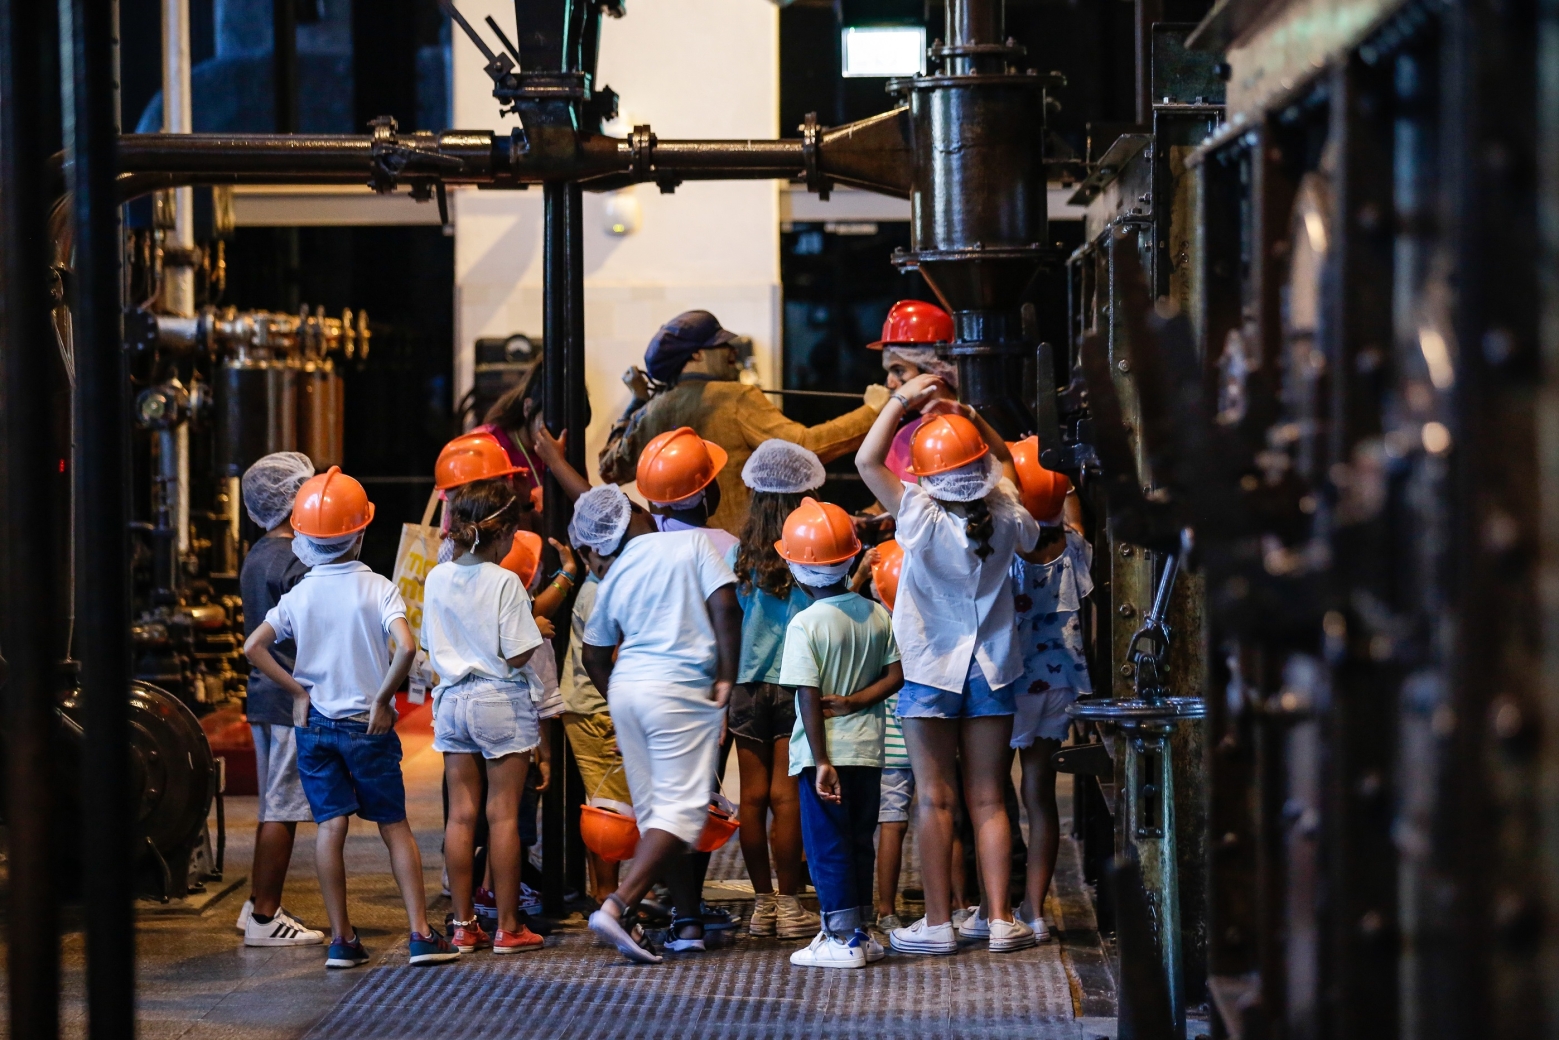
[878,767,915,824]
[1011,687,1079,748]
[252,723,313,823]
[608,679,723,845]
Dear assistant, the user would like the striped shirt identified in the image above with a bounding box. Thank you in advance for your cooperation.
[883,692,910,768]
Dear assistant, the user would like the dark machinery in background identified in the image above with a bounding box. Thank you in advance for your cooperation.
[8,0,1559,1037]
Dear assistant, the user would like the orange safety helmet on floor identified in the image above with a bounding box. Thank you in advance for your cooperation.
[774,497,861,565]
[635,426,729,504]
[871,539,905,611]
[866,299,954,350]
[910,414,989,477]
[1009,436,1072,522]
[435,432,526,491]
[499,530,544,586]
[291,466,375,538]
[579,805,640,862]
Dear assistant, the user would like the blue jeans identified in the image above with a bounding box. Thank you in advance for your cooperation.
[295,708,406,824]
[798,765,881,936]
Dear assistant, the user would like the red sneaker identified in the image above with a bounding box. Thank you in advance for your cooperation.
[452,919,491,954]
[492,926,545,954]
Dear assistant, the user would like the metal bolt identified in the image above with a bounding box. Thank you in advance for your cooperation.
[1117,358,1131,373]
[1120,544,1134,557]
[1120,662,1136,677]
[1118,603,1136,618]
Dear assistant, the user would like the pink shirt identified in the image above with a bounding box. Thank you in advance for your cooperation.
[885,415,929,484]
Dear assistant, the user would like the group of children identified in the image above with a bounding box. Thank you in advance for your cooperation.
[236,357,1093,972]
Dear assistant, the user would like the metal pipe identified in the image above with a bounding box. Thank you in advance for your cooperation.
[65,0,137,1034]
[161,0,194,315]
[1,0,64,1033]
[273,0,298,133]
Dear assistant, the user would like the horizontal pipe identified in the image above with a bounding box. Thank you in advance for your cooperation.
[651,139,803,169]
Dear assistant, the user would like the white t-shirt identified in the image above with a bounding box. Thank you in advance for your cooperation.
[582,530,737,686]
[420,559,545,702]
[892,479,1040,692]
[265,560,408,720]
[529,642,564,719]
[654,514,740,558]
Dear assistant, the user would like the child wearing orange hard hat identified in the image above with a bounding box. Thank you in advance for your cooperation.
[773,498,903,968]
[1005,436,1091,943]
[243,466,460,970]
[853,374,1042,957]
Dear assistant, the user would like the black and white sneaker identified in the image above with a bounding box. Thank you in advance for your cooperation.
[244,907,325,947]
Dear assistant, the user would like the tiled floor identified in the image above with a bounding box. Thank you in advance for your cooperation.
[32,714,1115,1040]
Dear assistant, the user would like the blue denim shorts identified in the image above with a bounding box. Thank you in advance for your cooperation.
[432,678,540,759]
[295,708,407,824]
[896,661,1017,719]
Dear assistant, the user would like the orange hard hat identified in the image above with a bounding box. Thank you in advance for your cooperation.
[910,414,989,476]
[579,805,640,862]
[499,530,544,586]
[435,432,526,491]
[871,539,905,611]
[867,299,954,350]
[1009,436,1072,522]
[774,496,861,565]
[694,803,740,853]
[291,465,374,538]
[635,426,728,504]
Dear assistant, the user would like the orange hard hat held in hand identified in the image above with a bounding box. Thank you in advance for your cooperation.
[870,538,905,611]
[500,529,544,586]
[292,466,375,538]
[635,426,728,505]
[774,497,862,565]
[1008,436,1072,523]
[909,413,989,477]
[435,432,527,491]
[866,299,954,349]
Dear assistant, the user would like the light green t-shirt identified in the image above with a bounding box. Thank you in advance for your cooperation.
[779,592,900,775]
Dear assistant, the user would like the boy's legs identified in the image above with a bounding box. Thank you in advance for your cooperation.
[1019,738,1061,919]
[796,768,860,935]
[484,752,530,935]
[315,816,352,941]
[902,718,961,926]
[378,818,431,935]
[876,822,907,918]
[443,752,484,922]
[840,768,882,927]
[252,822,297,918]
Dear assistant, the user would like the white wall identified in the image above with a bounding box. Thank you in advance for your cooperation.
[452,0,780,483]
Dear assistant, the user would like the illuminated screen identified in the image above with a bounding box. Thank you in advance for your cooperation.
[840,26,926,78]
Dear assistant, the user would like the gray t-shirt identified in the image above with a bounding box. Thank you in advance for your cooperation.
[240,535,309,726]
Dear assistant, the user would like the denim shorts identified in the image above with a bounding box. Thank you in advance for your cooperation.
[295,708,406,824]
[896,660,1017,719]
[878,767,915,823]
[433,678,540,759]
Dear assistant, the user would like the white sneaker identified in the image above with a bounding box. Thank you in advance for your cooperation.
[748,892,778,936]
[988,917,1036,952]
[855,928,886,963]
[1022,915,1051,942]
[957,906,990,939]
[235,898,253,933]
[790,930,865,969]
[244,907,325,947]
[890,917,958,955]
[775,894,821,939]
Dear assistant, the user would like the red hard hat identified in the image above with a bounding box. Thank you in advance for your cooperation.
[435,432,526,491]
[499,530,544,586]
[580,805,640,862]
[636,427,728,505]
[910,414,989,477]
[1009,436,1072,522]
[866,300,954,350]
[291,466,375,538]
[871,539,904,611]
[774,497,862,565]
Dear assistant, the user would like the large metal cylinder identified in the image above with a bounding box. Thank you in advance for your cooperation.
[296,358,343,470]
[218,357,296,478]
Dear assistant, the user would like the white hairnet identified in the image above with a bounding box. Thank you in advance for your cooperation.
[920,454,1002,503]
[292,531,359,567]
[788,559,853,588]
[742,440,826,494]
[241,452,315,530]
[569,485,633,556]
[883,346,959,389]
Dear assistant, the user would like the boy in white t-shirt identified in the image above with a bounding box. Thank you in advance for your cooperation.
[572,486,743,964]
[245,466,458,969]
[773,498,903,969]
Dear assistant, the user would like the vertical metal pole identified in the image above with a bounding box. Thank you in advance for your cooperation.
[272,0,297,133]
[66,0,135,1035]
[160,0,193,315]
[562,180,588,897]
[540,180,580,917]
[1,0,63,1034]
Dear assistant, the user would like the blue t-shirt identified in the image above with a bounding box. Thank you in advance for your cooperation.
[725,544,812,685]
[240,534,309,726]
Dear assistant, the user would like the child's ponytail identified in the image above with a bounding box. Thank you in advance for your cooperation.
[964,497,995,559]
[447,477,522,554]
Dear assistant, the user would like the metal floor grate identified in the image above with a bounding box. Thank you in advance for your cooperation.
[302,930,1082,1040]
